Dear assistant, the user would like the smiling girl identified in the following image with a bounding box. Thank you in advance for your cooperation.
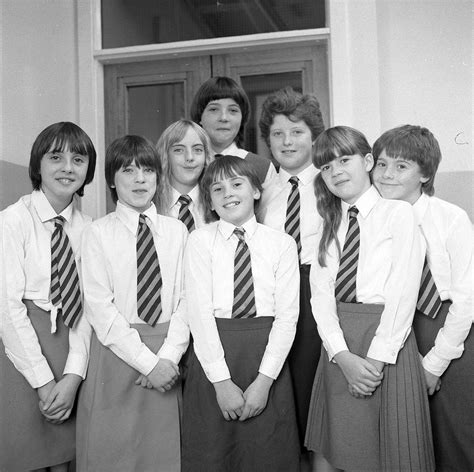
[77,135,189,471]
[0,122,96,472]
[181,155,300,471]
[155,119,212,230]
[190,76,277,187]
[305,126,435,471]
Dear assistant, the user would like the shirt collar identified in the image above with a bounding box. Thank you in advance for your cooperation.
[412,193,430,225]
[278,164,318,186]
[341,185,380,220]
[218,215,258,240]
[116,200,160,235]
[170,185,200,208]
[213,142,247,158]
[32,189,75,224]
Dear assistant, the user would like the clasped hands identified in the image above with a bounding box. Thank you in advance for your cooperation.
[213,373,274,422]
[135,358,180,393]
[334,351,385,399]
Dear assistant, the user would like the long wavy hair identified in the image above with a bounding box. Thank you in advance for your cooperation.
[155,119,212,215]
[313,126,371,266]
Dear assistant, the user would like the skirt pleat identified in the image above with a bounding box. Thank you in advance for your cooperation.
[182,316,300,472]
[413,302,474,471]
[0,301,75,471]
[76,321,181,472]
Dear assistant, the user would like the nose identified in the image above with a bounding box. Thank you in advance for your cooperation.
[135,168,145,182]
[331,163,342,177]
[383,165,394,179]
[223,183,233,198]
[283,132,293,146]
[219,109,229,122]
[63,157,73,173]
[185,148,194,162]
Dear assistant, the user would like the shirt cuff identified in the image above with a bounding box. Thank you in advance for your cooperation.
[204,360,231,383]
[325,332,349,361]
[158,343,183,365]
[133,346,160,376]
[63,352,88,379]
[423,350,451,377]
[366,336,401,364]
[258,352,284,380]
[13,357,55,389]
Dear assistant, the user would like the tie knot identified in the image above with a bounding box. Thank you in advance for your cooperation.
[348,206,359,219]
[53,216,66,228]
[233,227,245,242]
[289,176,299,187]
[178,194,192,206]
[138,214,148,227]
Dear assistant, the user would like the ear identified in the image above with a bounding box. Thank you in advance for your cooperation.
[364,153,375,172]
[253,188,261,201]
[420,175,429,184]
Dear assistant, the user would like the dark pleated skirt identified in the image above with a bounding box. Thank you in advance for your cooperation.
[76,321,181,472]
[287,264,322,448]
[181,317,300,472]
[0,300,75,471]
[413,301,474,472]
[305,302,435,472]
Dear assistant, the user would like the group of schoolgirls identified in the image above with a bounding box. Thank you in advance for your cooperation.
[0,77,472,472]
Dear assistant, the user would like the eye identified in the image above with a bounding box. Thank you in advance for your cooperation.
[206,106,218,113]
[73,155,87,164]
[271,131,282,137]
[320,165,330,172]
[171,146,184,154]
[293,130,303,135]
[49,153,61,161]
[376,161,386,167]
[229,107,241,114]
[193,146,204,154]
[212,186,222,193]
[122,166,133,173]
[144,167,155,174]
[397,164,407,170]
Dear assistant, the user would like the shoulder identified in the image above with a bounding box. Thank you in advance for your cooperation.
[157,214,188,243]
[1,194,35,230]
[83,212,116,235]
[188,222,218,243]
[429,196,471,221]
[255,223,297,249]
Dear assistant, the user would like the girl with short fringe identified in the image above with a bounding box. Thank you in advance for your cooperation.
[155,119,212,230]
[182,155,300,471]
[77,135,189,471]
[1,122,96,472]
[305,126,435,471]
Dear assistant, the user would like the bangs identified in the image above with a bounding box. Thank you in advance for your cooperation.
[48,133,89,156]
[205,158,242,185]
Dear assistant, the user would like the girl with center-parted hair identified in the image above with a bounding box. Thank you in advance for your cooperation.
[190,76,277,187]
[1,122,96,472]
[155,119,212,230]
[77,135,189,472]
[305,126,435,472]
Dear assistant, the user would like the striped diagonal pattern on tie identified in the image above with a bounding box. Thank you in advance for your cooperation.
[232,228,257,319]
[50,216,82,327]
[136,214,162,326]
[335,206,360,303]
[417,257,442,318]
[178,194,195,232]
[285,176,301,258]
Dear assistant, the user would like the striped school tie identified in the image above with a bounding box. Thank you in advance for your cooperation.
[417,257,442,318]
[136,214,162,326]
[50,216,82,327]
[178,194,195,232]
[285,176,301,259]
[232,228,257,319]
[335,206,359,303]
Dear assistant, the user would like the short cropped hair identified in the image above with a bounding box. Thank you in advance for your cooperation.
[372,124,441,196]
[259,87,325,146]
[29,121,97,197]
[201,155,262,223]
[105,135,161,203]
[190,77,250,149]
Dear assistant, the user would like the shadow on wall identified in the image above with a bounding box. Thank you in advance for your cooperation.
[0,161,32,211]
[435,171,473,221]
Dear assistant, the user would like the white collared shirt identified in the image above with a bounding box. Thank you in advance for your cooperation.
[1,190,92,388]
[413,193,473,376]
[168,185,206,229]
[185,216,299,383]
[80,201,189,376]
[310,186,424,364]
[213,142,277,188]
[258,164,322,265]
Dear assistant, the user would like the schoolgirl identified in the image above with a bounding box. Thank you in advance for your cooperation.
[77,135,189,471]
[190,76,277,186]
[182,155,300,471]
[372,124,473,472]
[155,119,212,230]
[257,86,325,453]
[305,126,435,471]
[0,122,96,471]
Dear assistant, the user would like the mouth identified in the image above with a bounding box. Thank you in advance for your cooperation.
[334,179,349,186]
[132,189,148,194]
[281,150,296,155]
[223,201,240,208]
[57,178,75,185]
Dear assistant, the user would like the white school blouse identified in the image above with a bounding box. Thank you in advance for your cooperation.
[310,186,424,364]
[80,201,189,376]
[413,193,473,376]
[258,164,322,265]
[1,190,92,388]
[168,185,206,228]
[185,216,299,383]
[213,142,277,188]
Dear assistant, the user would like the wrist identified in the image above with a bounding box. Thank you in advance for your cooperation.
[256,373,274,389]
